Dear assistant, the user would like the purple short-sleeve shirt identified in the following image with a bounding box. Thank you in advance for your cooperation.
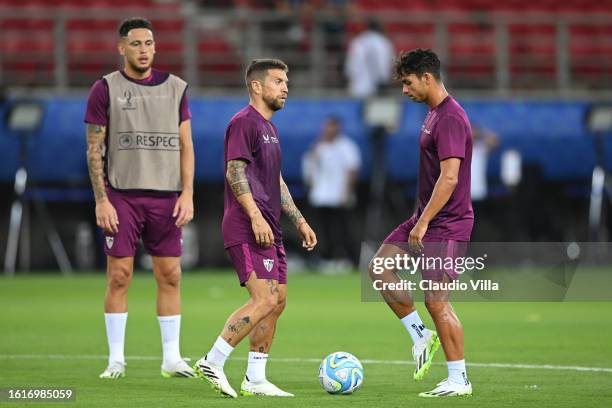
[416,96,474,240]
[222,105,283,248]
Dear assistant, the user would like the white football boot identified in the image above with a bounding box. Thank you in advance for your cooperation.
[412,330,441,380]
[240,377,294,397]
[161,359,197,378]
[193,356,237,398]
[99,361,126,379]
[419,378,472,397]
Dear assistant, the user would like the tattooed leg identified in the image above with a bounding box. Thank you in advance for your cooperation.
[248,283,286,354]
[224,315,252,344]
[219,272,280,347]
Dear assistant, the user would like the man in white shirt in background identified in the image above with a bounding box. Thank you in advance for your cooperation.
[471,126,499,202]
[470,125,499,240]
[344,18,395,98]
[303,116,362,269]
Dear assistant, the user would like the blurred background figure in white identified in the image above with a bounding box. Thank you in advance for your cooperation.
[471,125,500,202]
[303,116,361,270]
[344,18,395,98]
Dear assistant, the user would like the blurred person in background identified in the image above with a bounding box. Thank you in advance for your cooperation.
[312,0,353,86]
[344,18,395,98]
[84,17,196,380]
[302,116,361,269]
[471,125,499,203]
[470,125,499,240]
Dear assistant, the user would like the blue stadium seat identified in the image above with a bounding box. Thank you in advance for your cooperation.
[27,97,88,183]
[0,104,21,182]
[190,97,245,182]
[463,100,594,179]
[387,102,428,180]
[0,97,602,187]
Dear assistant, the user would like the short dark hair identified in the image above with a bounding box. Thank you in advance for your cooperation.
[366,18,383,33]
[118,17,154,38]
[394,48,441,81]
[245,58,288,91]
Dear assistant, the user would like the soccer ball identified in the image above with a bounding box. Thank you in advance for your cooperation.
[318,351,364,394]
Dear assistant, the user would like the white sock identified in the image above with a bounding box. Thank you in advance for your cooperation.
[104,312,127,364]
[206,336,234,368]
[400,310,431,344]
[246,352,268,383]
[158,314,182,366]
[447,359,469,385]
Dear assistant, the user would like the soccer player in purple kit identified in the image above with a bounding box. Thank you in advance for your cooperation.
[193,59,317,398]
[368,49,474,397]
[85,17,196,379]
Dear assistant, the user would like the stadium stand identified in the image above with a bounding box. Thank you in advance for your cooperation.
[0,0,241,87]
[0,98,602,189]
[1,0,611,89]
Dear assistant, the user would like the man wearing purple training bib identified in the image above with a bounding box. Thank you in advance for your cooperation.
[368,49,474,398]
[84,17,196,380]
[193,59,317,398]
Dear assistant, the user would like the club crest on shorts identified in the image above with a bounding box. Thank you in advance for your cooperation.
[105,236,114,249]
[263,258,274,272]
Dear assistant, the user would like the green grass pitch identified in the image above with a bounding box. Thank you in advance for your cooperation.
[1,271,611,407]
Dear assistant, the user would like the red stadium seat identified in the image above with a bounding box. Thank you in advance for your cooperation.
[2,0,611,89]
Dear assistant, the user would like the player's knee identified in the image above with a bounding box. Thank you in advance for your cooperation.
[424,299,446,316]
[368,258,393,282]
[157,266,181,289]
[274,297,287,316]
[108,264,132,292]
[254,294,278,316]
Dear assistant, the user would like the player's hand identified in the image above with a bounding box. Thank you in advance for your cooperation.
[409,219,427,253]
[95,199,119,234]
[251,214,274,247]
[173,192,194,227]
[297,221,317,251]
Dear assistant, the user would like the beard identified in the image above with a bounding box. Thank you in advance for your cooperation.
[263,93,285,111]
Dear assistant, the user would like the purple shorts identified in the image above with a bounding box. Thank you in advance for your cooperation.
[383,215,468,281]
[102,188,182,257]
[226,243,287,286]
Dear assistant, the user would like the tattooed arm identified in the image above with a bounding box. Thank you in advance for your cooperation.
[280,174,317,251]
[279,174,305,227]
[86,124,107,203]
[226,159,274,247]
[86,124,118,233]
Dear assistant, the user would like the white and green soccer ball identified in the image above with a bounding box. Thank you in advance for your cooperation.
[318,351,364,394]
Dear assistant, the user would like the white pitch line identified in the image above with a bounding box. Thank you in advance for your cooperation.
[1,354,611,373]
